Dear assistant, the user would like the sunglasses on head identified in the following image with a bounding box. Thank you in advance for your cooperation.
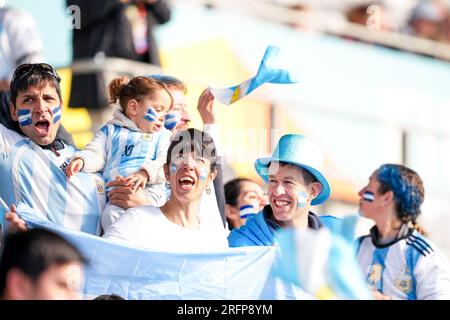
[11,63,61,84]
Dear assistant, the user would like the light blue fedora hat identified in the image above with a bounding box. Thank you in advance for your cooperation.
[255,134,330,205]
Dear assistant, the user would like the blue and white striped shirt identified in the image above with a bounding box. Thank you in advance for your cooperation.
[75,118,171,191]
[357,227,450,300]
[0,123,106,235]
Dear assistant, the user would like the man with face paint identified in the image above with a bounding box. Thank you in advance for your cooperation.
[1,63,107,235]
[228,134,338,247]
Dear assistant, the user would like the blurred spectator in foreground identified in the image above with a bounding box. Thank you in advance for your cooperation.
[405,0,449,41]
[94,294,125,300]
[0,228,86,300]
[224,178,268,231]
[0,3,44,91]
[346,1,391,31]
[67,0,171,131]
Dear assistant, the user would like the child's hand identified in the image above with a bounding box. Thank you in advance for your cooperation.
[66,158,84,178]
[123,170,149,191]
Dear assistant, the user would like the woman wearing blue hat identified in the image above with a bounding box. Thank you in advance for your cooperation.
[228,134,338,247]
[356,164,450,300]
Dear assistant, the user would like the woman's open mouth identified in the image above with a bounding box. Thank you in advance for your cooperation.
[178,175,196,191]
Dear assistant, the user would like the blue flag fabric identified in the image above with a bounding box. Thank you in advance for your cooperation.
[210,46,298,105]
[18,210,277,299]
[15,208,369,300]
[274,215,372,300]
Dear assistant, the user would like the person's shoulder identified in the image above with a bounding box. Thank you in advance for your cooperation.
[228,227,254,247]
[406,231,439,259]
[0,122,26,146]
[1,7,32,24]
[227,212,270,247]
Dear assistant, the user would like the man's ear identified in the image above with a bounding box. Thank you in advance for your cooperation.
[5,269,34,300]
[9,103,18,121]
[309,182,323,201]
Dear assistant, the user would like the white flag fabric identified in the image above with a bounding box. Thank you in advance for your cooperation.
[210,46,298,105]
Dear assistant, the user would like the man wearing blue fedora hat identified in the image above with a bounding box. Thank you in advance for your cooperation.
[228,134,338,247]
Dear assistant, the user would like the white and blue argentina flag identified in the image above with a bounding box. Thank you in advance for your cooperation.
[210,46,298,105]
[0,124,106,235]
[274,215,372,300]
[20,214,278,300]
[18,212,370,300]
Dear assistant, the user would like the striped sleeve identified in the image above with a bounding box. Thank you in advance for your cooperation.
[76,125,109,173]
[412,237,450,300]
[0,123,22,154]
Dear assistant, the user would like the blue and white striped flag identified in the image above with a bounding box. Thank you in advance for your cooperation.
[210,46,298,105]
[274,215,372,300]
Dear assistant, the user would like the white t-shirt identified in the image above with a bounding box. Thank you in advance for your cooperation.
[0,7,44,80]
[102,205,229,252]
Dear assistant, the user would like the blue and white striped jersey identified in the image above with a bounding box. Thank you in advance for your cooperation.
[0,123,106,235]
[357,227,450,300]
[75,122,171,190]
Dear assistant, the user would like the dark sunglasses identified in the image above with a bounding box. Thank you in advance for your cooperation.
[11,63,61,84]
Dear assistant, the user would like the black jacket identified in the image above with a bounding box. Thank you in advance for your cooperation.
[67,0,171,109]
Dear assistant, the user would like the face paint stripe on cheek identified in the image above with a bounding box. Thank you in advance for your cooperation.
[239,204,257,219]
[143,106,158,122]
[199,167,208,181]
[362,191,375,202]
[52,106,62,124]
[164,113,180,130]
[297,191,308,208]
[170,164,177,174]
[18,109,33,126]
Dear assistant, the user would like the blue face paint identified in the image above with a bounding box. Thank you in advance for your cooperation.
[18,109,32,126]
[239,205,257,219]
[143,106,158,122]
[362,191,375,202]
[199,167,208,181]
[297,191,308,208]
[170,164,177,174]
[164,112,180,130]
[52,106,62,124]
